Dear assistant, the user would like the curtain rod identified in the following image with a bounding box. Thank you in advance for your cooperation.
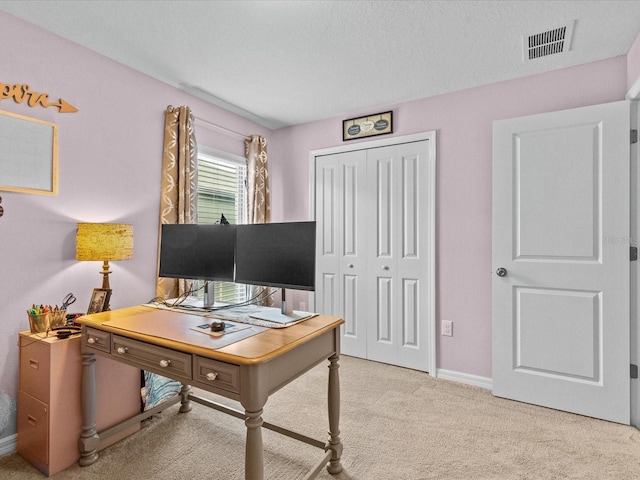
[194,116,247,140]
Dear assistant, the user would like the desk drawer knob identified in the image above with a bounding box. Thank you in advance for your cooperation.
[206,372,218,381]
[159,359,171,368]
[87,337,97,344]
[116,347,128,355]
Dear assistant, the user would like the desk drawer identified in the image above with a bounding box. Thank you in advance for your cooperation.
[112,335,191,381]
[84,327,111,353]
[17,391,49,468]
[19,338,50,402]
[194,357,240,394]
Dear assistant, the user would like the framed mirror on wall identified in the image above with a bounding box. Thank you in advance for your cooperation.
[0,109,58,195]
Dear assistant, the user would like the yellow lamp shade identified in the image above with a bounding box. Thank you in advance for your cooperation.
[76,223,134,261]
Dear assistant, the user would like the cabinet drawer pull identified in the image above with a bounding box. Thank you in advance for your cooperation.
[29,359,39,370]
[116,347,128,355]
[87,337,97,344]
[27,415,37,427]
[159,359,171,368]
[205,372,218,381]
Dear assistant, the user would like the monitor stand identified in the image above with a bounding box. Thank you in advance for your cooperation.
[203,281,215,309]
[280,288,293,315]
[248,288,313,324]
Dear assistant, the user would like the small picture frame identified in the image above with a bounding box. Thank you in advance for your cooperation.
[87,288,111,314]
[343,110,393,141]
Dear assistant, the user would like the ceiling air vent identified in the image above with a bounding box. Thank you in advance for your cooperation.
[523,20,575,62]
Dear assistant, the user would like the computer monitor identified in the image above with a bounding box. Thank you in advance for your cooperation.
[234,221,316,292]
[158,224,236,307]
[235,221,315,319]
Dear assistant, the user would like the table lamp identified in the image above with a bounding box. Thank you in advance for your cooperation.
[76,223,134,310]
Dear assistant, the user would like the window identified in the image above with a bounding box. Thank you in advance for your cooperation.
[196,147,248,304]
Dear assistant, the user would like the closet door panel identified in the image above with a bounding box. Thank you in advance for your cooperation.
[367,143,431,369]
[375,157,393,258]
[396,144,431,369]
[342,274,358,338]
[316,150,368,359]
[402,153,419,258]
[316,158,340,317]
[402,278,419,347]
[367,148,400,364]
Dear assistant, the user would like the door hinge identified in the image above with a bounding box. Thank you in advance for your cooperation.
[631,246,638,261]
[632,129,638,144]
[632,364,638,379]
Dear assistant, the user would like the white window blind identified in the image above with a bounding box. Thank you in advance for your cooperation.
[196,151,248,303]
[197,153,247,225]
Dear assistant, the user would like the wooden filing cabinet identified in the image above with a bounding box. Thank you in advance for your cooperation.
[17,331,141,476]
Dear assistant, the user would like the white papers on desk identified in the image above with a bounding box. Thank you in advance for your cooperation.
[209,305,316,328]
[249,308,313,324]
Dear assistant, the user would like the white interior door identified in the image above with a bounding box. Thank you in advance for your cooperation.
[366,143,431,369]
[315,149,368,359]
[314,135,435,372]
[492,101,631,423]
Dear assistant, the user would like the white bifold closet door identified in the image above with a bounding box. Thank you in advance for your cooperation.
[315,138,434,372]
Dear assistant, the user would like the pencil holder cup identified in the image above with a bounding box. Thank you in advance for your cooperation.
[49,310,66,329]
[28,312,50,333]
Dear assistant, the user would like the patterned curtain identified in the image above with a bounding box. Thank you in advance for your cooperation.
[245,135,270,224]
[245,135,273,305]
[155,105,197,299]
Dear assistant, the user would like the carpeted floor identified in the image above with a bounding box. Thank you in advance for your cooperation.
[2,355,640,479]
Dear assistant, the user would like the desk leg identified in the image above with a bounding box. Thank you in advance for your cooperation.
[326,353,343,474]
[78,352,100,466]
[241,365,267,480]
[243,406,264,480]
[179,384,192,413]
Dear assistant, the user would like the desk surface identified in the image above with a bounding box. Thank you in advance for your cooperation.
[77,305,344,365]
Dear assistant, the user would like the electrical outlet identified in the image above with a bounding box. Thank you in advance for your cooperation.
[442,320,453,337]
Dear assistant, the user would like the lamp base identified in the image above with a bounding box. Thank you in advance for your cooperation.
[100,261,112,310]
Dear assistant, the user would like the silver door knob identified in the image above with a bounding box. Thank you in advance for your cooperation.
[496,267,508,277]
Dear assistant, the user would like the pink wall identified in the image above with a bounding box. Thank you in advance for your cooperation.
[272,56,629,379]
[0,11,270,438]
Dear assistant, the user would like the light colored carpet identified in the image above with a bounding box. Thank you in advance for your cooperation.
[2,355,640,479]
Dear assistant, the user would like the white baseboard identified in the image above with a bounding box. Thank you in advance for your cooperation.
[0,434,16,457]
[435,368,493,390]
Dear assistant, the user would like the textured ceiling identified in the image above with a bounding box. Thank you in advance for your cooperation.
[1,0,640,129]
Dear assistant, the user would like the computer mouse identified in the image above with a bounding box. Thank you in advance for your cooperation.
[210,321,225,332]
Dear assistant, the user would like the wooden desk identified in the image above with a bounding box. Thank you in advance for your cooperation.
[76,305,344,480]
